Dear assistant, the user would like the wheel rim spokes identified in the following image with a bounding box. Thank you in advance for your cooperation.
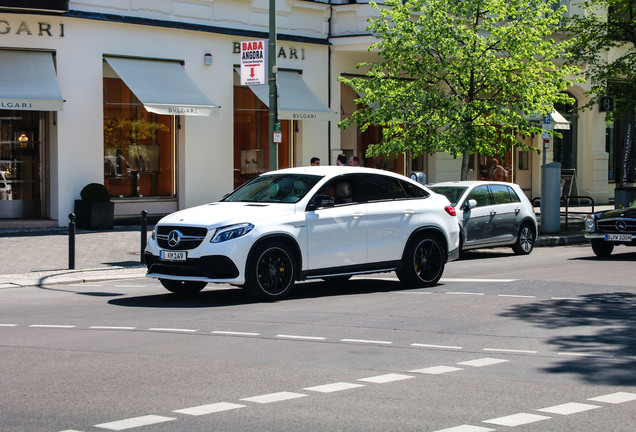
[520,227,533,252]
[414,239,442,282]
[257,249,292,295]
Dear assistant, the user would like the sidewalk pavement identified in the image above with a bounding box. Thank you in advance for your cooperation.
[1,206,605,289]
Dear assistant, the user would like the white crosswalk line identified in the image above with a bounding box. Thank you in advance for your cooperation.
[174,402,246,416]
[457,358,508,367]
[304,382,365,393]
[94,415,176,430]
[483,413,551,427]
[241,392,308,404]
[537,402,601,415]
[410,366,463,375]
[358,373,414,384]
[588,392,636,404]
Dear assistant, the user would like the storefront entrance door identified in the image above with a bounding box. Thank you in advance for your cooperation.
[0,110,44,218]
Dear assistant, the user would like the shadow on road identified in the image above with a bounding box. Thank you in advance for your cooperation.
[501,292,636,386]
[108,278,409,308]
[570,251,636,262]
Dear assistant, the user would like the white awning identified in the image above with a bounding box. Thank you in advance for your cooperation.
[0,50,63,111]
[105,57,219,116]
[550,110,571,130]
[238,69,337,121]
[524,110,570,130]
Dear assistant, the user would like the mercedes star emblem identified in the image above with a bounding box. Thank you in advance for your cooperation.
[168,230,182,247]
[615,220,627,232]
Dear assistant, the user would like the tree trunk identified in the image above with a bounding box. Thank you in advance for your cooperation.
[460,151,471,180]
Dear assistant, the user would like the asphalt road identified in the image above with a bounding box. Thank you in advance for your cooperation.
[1,243,635,432]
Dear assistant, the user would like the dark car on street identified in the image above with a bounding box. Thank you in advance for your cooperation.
[585,206,636,257]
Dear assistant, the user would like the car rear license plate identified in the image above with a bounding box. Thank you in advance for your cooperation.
[605,234,632,241]
[160,250,187,261]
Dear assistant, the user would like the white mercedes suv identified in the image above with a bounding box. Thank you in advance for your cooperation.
[144,166,460,300]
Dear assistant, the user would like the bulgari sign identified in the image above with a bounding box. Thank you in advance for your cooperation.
[0,0,68,13]
[0,20,65,37]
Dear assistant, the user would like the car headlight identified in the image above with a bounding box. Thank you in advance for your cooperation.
[585,214,598,232]
[211,223,254,243]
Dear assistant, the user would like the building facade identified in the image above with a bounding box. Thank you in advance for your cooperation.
[0,0,631,226]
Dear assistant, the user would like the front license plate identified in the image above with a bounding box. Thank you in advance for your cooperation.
[160,250,187,261]
[605,234,632,242]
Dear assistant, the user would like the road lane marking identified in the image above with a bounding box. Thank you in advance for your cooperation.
[90,326,136,331]
[173,402,246,416]
[498,294,536,298]
[30,324,75,328]
[212,331,260,336]
[241,392,308,404]
[276,334,326,341]
[558,352,614,358]
[0,323,17,327]
[432,426,496,432]
[537,402,601,415]
[304,382,365,393]
[441,278,517,283]
[483,413,551,427]
[588,392,636,404]
[410,366,463,375]
[458,358,509,367]
[358,373,414,384]
[483,348,537,354]
[340,338,392,345]
[445,292,484,296]
[411,343,463,350]
[95,415,176,430]
[148,328,197,333]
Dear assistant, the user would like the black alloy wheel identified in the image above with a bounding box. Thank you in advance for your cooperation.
[397,233,445,288]
[245,241,296,300]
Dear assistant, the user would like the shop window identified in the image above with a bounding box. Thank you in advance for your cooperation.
[553,93,578,170]
[0,110,43,218]
[103,78,173,198]
[233,86,290,190]
[476,154,510,182]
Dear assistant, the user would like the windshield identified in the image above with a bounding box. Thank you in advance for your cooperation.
[222,174,323,204]
[429,186,468,206]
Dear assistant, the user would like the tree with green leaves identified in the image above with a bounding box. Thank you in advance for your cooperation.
[566,0,635,117]
[339,0,579,180]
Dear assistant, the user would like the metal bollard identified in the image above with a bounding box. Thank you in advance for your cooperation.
[68,213,76,270]
[140,210,148,264]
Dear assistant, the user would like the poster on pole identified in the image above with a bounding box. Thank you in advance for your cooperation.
[240,40,266,86]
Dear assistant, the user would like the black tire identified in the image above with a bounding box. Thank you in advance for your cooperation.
[512,223,535,255]
[591,239,614,257]
[245,241,296,300]
[396,233,445,288]
[159,279,207,296]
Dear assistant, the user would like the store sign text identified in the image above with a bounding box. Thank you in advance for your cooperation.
[0,101,33,109]
[0,20,65,37]
[233,42,305,60]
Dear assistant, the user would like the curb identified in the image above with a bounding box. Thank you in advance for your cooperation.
[535,233,587,247]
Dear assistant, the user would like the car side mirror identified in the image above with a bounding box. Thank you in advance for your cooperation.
[464,199,477,210]
[308,194,335,210]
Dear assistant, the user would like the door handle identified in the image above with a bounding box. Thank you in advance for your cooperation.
[403,210,415,215]
[490,211,497,216]
[352,212,365,219]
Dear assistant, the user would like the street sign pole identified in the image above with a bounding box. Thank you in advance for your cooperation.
[541,113,551,232]
[268,0,278,171]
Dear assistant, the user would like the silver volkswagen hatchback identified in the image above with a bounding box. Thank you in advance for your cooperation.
[430,181,537,255]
